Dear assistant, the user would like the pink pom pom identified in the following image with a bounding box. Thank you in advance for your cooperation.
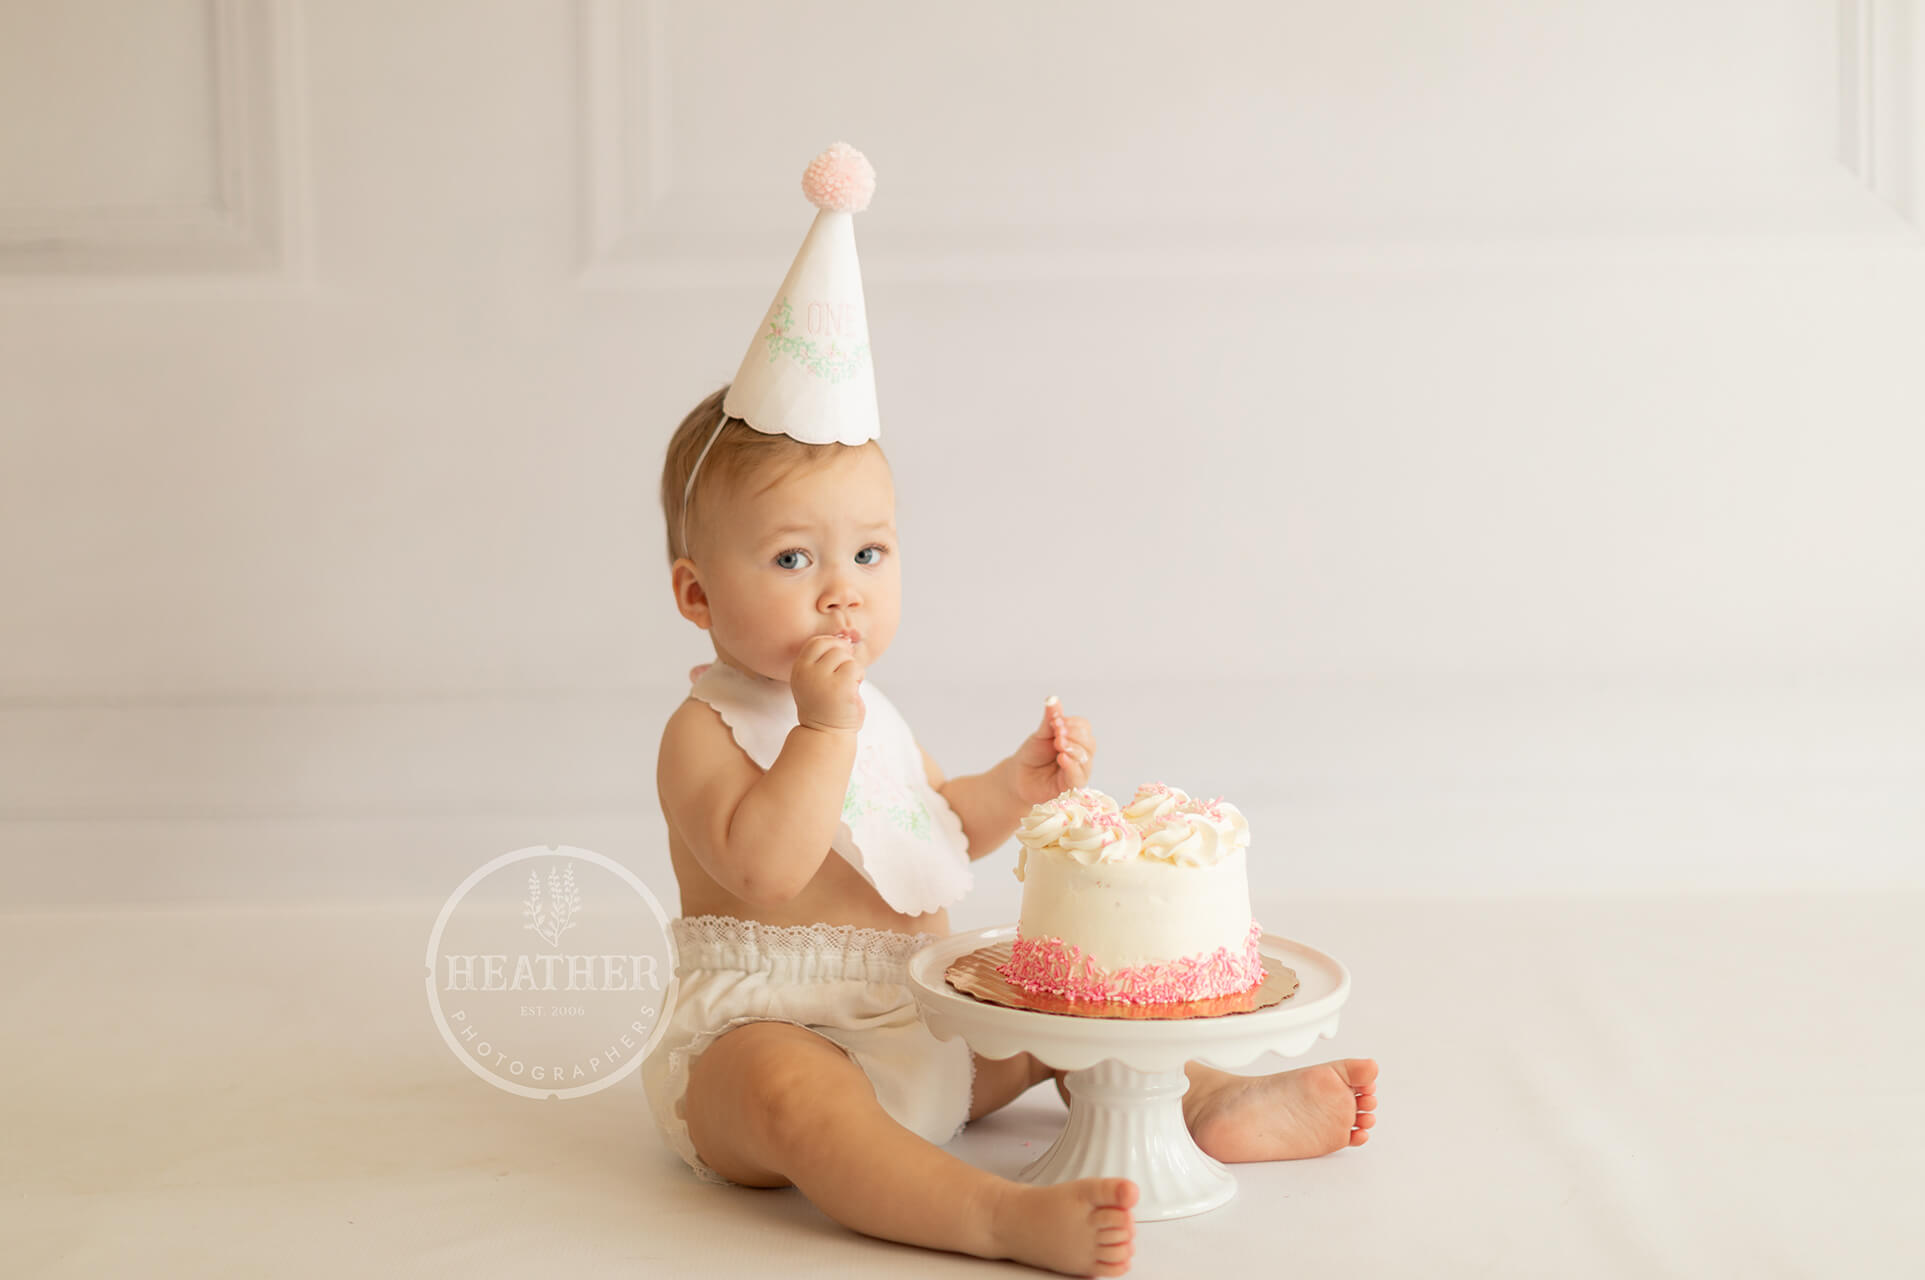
[801,142,876,213]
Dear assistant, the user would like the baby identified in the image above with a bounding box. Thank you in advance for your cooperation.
[639,385,1380,1278]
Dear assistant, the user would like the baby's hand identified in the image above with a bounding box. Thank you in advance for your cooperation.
[792,634,865,735]
[1007,695,1095,805]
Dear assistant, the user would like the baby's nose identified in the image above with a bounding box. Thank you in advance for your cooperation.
[822,584,861,614]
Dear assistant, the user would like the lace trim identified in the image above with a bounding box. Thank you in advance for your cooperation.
[945,1042,979,1146]
[672,914,945,971]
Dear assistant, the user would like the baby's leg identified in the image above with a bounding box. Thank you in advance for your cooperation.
[968,1050,1380,1163]
[685,1021,1138,1276]
[968,1050,1057,1121]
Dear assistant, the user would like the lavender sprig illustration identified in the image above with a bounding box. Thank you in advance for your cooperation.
[522,862,583,947]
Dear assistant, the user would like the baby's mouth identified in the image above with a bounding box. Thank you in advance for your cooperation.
[826,608,860,645]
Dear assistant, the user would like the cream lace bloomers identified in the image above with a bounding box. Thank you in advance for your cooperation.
[641,915,978,1185]
[640,663,978,1185]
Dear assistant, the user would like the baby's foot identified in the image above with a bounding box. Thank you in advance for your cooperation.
[990,1176,1137,1277]
[1188,1058,1378,1162]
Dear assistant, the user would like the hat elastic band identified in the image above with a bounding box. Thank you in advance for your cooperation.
[679,411,728,563]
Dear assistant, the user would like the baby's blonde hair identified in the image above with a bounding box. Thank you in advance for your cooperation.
[660,385,885,565]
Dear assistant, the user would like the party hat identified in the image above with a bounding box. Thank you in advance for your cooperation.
[721,142,881,446]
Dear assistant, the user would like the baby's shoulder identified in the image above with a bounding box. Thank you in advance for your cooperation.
[658,696,762,793]
[660,693,733,758]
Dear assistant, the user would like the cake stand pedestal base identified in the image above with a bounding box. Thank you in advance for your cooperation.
[1020,1059,1234,1220]
[906,926,1352,1223]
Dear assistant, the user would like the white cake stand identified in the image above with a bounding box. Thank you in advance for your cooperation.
[906,925,1350,1222]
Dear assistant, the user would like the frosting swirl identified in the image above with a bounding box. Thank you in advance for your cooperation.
[1015,786,1134,879]
[1138,812,1223,867]
[1054,808,1142,865]
[1012,782,1247,878]
[1121,782,1189,828]
[1175,794,1248,860]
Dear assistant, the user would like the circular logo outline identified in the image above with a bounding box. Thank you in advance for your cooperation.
[425,844,678,1100]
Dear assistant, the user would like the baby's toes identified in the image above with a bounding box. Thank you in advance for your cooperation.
[1342,1059,1379,1091]
[1356,1112,1377,1130]
[1090,1196,1135,1276]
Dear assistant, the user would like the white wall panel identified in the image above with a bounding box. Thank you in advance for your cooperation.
[589,0,1920,285]
[1,0,1919,903]
[0,0,302,275]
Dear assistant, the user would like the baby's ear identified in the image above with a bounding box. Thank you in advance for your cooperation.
[670,561,711,629]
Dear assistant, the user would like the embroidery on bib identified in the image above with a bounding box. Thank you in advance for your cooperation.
[844,735,934,840]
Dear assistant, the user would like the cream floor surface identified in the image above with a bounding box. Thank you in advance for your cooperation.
[4,893,1920,1279]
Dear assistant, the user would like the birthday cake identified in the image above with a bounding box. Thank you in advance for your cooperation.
[997,784,1265,1005]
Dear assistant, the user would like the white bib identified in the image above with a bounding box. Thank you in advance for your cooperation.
[687,660,974,916]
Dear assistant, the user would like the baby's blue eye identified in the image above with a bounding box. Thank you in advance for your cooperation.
[774,549,811,570]
[855,545,884,566]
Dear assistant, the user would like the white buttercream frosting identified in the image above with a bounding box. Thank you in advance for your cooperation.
[1014,786,1135,880]
[1009,781,1259,977]
[1138,813,1222,868]
[1015,783,1248,879]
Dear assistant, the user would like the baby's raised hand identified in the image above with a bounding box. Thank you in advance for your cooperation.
[791,634,865,735]
[1007,695,1095,806]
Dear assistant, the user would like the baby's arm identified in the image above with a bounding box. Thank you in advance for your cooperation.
[660,635,865,906]
[920,749,1027,861]
[922,697,1096,861]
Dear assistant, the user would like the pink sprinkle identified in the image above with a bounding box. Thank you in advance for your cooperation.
[995,922,1264,1005]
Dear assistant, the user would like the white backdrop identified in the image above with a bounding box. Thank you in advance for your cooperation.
[2,0,1921,908]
